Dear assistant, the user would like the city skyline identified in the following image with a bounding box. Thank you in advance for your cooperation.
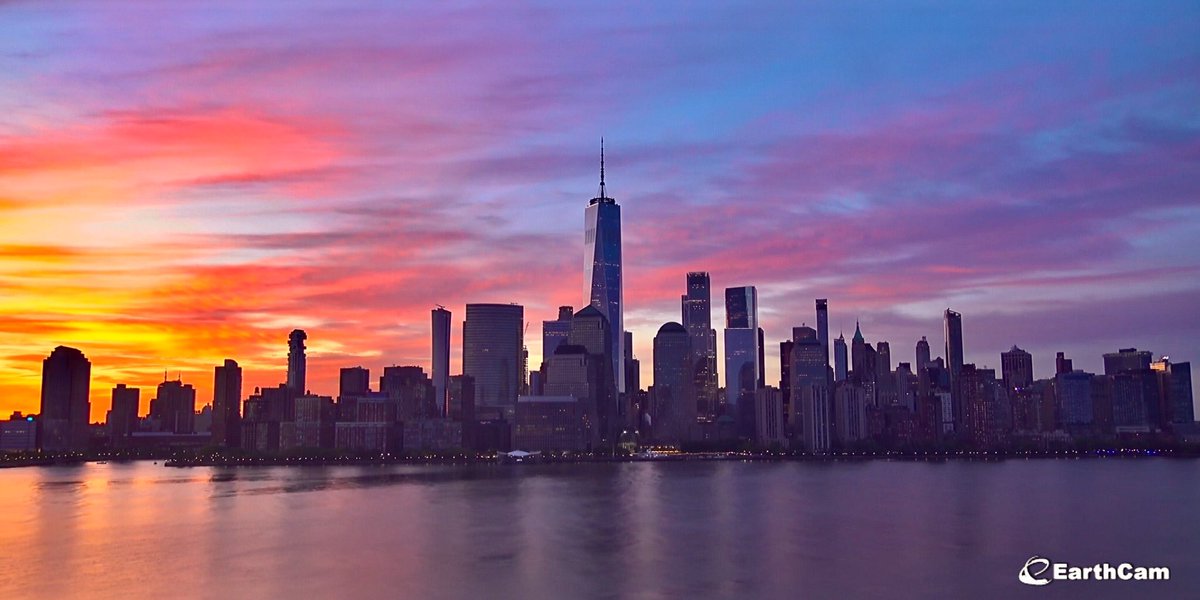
[2,2,1199,419]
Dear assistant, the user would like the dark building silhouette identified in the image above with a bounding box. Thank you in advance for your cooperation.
[542,344,602,450]
[212,359,242,448]
[791,326,830,452]
[567,305,618,443]
[1151,358,1194,425]
[39,345,92,451]
[432,307,451,417]
[463,303,524,408]
[779,340,794,426]
[108,384,140,446]
[682,272,718,419]
[815,299,829,365]
[943,309,965,428]
[380,365,438,421]
[514,395,592,452]
[652,322,694,443]
[915,337,931,373]
[339,366,370,398]
[150,379,196,434]
[834,333,848,383]
[287,329,307,393]
[542,306,573,369]
[1001,346,1033,394]
[1056,351,1074,375]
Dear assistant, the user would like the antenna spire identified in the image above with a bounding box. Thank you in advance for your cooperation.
[599,137,607,199]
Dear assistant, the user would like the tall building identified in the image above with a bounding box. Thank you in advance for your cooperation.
[463,303,524,407]
[150,379,196,434]
[1001,346,1033,393]
[652,322,694,443]
[568,305,619,441]
[1103,348,1153,375]
[543,345,603,450]
[780,340,794,420]
[815,299,829,364]
[339,367,370,398]
[212,359,242,448]
[108,384,140,445]
[682,272,718,419]
[944,309,964,427]
[287,329,307,393]
[915,337,931,372]
[431,307,452,417]
[542,306,574,368]
[790,326,830,452]
[1151,359,1194,425]
[724,286,760,435]
[1056,352,1074,375]
[833,333,848,382]
[583,141,624,394]
[380,366,438,421]
[39,346,92,451]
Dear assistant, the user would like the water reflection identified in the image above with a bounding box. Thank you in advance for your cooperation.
[1,460,1197,599]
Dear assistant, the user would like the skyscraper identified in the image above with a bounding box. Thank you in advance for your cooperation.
[432,307,451,417]
[39,346,91,451]
[583,141,624,394]
[915,337,931,372]
[287,329,307,393]
[791,326,830,452]
[724,285,760,435]
[1001,346,1033,393]
[339,366,370,398]
[212,359,242,448]
[682,272,718,418]
[150,378,196,434]
[652,322,694,443]
[815,299,829,363]
[108,384,140,446]
[834,333,848,382]
[463,303,524,407]
[568,305,619,441]
[542,306,574,368]
[944,309,964,426]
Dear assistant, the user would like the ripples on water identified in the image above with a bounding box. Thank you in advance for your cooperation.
[0,460,1196,599]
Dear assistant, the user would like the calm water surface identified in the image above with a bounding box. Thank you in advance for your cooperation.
[0,459,1196,599]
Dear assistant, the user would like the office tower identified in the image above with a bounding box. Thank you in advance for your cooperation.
[1001,346,1034,393]
[834,333,848,382]
[543,344,603,450]
[542,306,574,367]
[108,384,140,446]
[1104,348,1159,427]
[1151,359,1194,424]
[915,337,931,372]
[448,375,476,423]
[212,359,242,448]
[724,286,760,436]
[514,395,593,452]
[815,299,829,362]
[380,366,438,421]
[583,141,624,394]
[877,341,892,380]
[755,386,785,447]
[287,329,307,393]
[682,272,718,418]
[1055,352,1074,375]
[463,303,524,407]
[623,330,640,394]
[652,322,694,443]
[339,366,370,398]
[39,346,92,451]
[780,340,794,421]
[432,307,451,416]
[944,309,964,426]
[150,379,196,434]
[1056,370,1094,427]
[790,326,830,452]
[287,394,336,450]
[1103,348,1153,375]
[568,305,619,441]
[850,322,878,405]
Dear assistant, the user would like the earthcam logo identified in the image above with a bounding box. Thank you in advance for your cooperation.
[1019,556,1170,585]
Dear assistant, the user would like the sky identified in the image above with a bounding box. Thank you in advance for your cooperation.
[1,1,1198,422]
